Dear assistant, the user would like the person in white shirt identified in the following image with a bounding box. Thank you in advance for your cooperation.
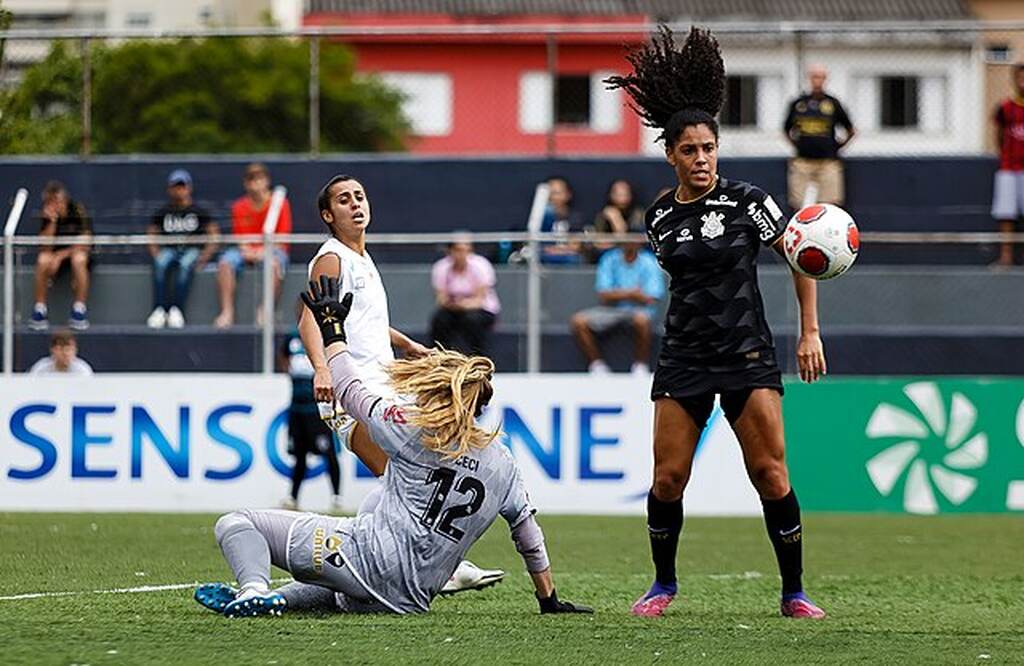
[29,329,93,375]
[299,175,502,595]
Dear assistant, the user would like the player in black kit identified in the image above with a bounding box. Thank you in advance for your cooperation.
[606,27,827,619]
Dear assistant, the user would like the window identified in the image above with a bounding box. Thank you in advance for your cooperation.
[985,45,1014,64]
[555,74,590,126]
[376,73,453,136]
[125,12,152,28]
[880,76,919,129]
[721,75,758,128]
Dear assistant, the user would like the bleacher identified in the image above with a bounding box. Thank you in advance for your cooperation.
[3,153,1016,374]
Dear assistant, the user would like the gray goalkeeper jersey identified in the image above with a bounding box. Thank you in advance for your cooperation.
[328,351,534,613]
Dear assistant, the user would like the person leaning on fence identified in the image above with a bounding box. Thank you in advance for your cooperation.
[29,329,93,376]
[569,238,664,375]
[429,238,501,356]
[783,64,855,210]
[991,64,1024,268]
[146,169,220,329]
[214,162,293,328]
[29,181,93,331]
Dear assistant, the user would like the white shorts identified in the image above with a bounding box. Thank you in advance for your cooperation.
[991,170,1024,220]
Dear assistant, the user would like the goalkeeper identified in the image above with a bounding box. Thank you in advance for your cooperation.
[194,277,591,617]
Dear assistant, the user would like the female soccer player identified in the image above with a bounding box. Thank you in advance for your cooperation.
[194,277,591,617]
[299,174,502,593]
[606,27,827,619]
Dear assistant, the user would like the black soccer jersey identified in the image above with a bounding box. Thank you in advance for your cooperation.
[645,177,786,369]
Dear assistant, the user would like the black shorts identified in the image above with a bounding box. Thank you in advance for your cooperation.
[288,410,334,457]
[650,361,783,430]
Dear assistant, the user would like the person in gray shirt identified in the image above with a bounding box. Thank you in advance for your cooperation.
[194,277,591,617]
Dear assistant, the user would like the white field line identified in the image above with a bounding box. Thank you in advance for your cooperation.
[0,577,293,602]
[0,572,852,603]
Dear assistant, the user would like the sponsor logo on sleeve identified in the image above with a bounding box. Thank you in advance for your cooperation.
[762,195,784,222]
[748,202,778,242]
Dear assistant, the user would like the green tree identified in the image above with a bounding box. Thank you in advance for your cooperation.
[0,37,408,154]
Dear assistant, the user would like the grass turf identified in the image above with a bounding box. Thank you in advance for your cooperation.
[0,513,1021,665]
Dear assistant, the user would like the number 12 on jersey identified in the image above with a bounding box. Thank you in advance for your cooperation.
[421,467,486,542]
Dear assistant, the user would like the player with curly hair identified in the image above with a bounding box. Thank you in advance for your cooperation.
[606,26,827,619]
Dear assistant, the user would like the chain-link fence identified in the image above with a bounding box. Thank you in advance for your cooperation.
[0,22,1019,157]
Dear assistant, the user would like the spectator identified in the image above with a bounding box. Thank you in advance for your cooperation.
[784,64,855,210]
[214,162,293,328]
[29,329,93,375]
[570,239,664,374]
[146,169,219,329]
[592,179,645,257]
[29,181,92,331]
[992,64,1024,267]
[540,176,585,264]
[429,238,500,355]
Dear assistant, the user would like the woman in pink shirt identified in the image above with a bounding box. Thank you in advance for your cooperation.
[429,240,500,355]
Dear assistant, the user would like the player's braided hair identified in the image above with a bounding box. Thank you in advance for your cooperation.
[386,349,499,460]
[605,25,725,146]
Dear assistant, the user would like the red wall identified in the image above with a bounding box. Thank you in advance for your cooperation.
[304,13,645,154]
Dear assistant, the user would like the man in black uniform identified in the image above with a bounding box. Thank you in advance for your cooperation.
[607,26,827,620]
[784,64,855,210]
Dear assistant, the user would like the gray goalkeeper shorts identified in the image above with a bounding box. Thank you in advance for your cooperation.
[285,513,396,613]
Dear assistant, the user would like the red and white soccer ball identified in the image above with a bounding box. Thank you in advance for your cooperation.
[782,203,860,280]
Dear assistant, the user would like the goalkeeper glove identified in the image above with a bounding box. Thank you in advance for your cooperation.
[537,589,593,614]
[301,275,353,346]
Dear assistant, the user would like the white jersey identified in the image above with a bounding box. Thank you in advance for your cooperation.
[308,237,394,394]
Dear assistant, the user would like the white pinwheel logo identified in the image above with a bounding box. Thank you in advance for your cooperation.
[864,382,988,514]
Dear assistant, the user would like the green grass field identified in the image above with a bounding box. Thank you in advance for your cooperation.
[1,513,1022,665]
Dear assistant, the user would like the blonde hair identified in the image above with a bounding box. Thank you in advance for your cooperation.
[386,349,499,459]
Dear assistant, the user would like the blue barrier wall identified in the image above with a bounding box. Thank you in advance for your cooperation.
[0,155,997,254]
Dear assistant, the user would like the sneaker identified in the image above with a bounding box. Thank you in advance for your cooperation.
[29,304,48,331]
[69,303,89,331]
[147,307,167,329]
[630,581,677,617]
[329,495,344,514]
[166,306,185,329]
[631,362,650,375]
[223,590,287,618]
[439,560,505,595]
[588,360,611,374]
[781,592,826,619]
[194,583,238,613]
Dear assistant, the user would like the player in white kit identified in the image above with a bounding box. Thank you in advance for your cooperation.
[194,276,591,616]
[299,174,501,593]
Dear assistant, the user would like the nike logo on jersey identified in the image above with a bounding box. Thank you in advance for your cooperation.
[651,207,673,226]
[657,226,676,242]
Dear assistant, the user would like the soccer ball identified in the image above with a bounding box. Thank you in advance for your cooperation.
[782,203,860,280]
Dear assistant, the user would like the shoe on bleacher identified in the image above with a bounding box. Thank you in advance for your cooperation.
[166,306,185,329]
[69,303,89,331]
[147,307,167,329]
[29,304,49,331]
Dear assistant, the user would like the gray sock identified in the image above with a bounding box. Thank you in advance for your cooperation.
[276,581,338,612]
[214,512,271,592]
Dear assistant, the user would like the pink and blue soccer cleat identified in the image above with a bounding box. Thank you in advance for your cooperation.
[630,581,677,617]
[780,592,826,619]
